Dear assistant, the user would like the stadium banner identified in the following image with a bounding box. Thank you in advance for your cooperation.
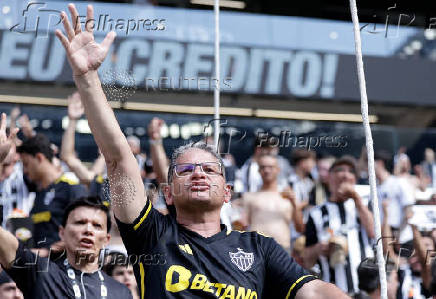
[0,0,434,105]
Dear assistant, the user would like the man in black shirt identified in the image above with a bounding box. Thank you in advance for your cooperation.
[17,134,87,248]
[0,196,132,299]
[55,4,350,298]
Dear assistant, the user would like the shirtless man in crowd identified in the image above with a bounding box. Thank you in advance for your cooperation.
[237,154,304,252]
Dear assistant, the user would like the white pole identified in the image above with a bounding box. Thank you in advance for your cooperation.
[213,0,220,151]
[349,1,388,299]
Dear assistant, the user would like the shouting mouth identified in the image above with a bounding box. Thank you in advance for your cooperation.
[79,238,94,249]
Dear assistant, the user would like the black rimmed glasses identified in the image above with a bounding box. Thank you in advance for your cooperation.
[173,162,223,177]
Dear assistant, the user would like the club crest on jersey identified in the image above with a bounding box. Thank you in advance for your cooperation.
[229,248,254,272]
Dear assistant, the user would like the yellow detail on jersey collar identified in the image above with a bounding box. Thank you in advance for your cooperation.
[54,174,79,185]
[96,175,104,184]
[32,211,51,223]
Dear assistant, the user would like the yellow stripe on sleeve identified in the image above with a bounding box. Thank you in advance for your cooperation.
[285,275,314,299]
[140,262,145,299]
[133,201,152,231]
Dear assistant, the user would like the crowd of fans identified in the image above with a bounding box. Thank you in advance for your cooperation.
[0,92,435,298]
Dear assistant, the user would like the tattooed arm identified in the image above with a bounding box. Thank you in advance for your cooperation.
[56,4,145,223]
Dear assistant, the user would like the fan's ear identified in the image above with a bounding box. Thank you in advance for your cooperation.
[162,183,173,205]
[223,184,232,203]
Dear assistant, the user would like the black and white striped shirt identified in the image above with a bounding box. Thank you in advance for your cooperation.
[0,163,33,227]
[398,265,431,299]
[305,198,374,295]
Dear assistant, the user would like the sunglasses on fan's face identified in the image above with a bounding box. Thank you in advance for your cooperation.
[173,162,223,177]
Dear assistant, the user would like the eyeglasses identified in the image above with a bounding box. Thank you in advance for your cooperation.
[173,162,223,177]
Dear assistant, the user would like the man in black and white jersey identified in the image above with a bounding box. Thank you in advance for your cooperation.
[304,156,375,296]
[54,4,350,298]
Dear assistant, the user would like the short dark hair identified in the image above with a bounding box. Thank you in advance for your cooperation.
[103,251,130,276]
[317,152,335,161]
[258,153,278,162]
[374,150,393,173]
[0,271,13,285]
[290,149,316,166]
[329,155,358,177]
[358,258,395,293]
[62,197,111,232]
[17,134,54,161]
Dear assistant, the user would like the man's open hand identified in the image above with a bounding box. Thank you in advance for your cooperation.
[55,4,116,77]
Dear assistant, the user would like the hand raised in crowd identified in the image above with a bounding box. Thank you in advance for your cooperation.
[281,186,297,207]
[9,106,21,146]
[148,117,165,141]
[318,229,333,258]
[405,205,415,226]
[0,113,19,163]
[17,114,35,138]
[336,182,358,202]
[10,106,21,121]
[413,164,431,191]
[67,91,84,120]
[55,4,116,76]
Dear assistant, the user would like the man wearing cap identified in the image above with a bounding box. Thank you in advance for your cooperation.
[304,156,375,296]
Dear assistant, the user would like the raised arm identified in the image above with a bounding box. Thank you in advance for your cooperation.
[147,117,168,184]
[296,280,350,299]
[0,113,19,164]
[61,92,96,185]
[338,183,375,239]
[411,224,433,290]
[0,115,19,266]
[354,194,375,239]
[9,107,22,146]
[17,114,35,139]
[282,186,305,233]
[56,4,145,223]
[0,227,19,269]
[90,153,106,176]
[381,200,398,260]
